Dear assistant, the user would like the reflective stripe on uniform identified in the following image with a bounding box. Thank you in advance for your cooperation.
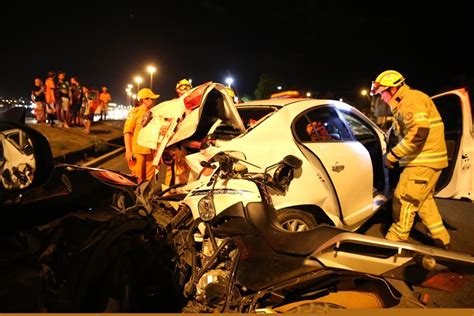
[390,202,414,239]
[426,221,445,233]
[400,151,448,165]
[429,117,444,128]
[396,140,412,155]
[414,112,429,123]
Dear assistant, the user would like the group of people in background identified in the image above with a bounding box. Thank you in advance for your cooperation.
[31,71,112,134]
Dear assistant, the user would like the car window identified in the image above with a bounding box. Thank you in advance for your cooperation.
[433,94,462,133]
[293,106,352,142]
[339,111,374,141]
[237,106,278,128]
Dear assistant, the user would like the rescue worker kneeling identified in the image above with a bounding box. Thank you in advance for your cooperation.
[370,70,450,249]
[161,145,190,186]
[123,88,160,182]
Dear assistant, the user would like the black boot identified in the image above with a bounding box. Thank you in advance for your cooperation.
[433,238,450,250]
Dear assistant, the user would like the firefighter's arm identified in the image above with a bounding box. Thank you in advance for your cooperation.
[386,103,429,163]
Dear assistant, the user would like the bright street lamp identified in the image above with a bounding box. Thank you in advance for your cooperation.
[127,83,133,90]
[134,76,143,91]
[277,86,282,90]
[146,65,156,89]
[225,77,233,87]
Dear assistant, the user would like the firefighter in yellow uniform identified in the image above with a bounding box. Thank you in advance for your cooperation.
[370,70,450,249]
[175,78,192,97]
[157,79,194,186]
[123,88,160,182]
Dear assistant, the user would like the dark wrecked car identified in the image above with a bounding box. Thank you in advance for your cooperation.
[0,116,176,312]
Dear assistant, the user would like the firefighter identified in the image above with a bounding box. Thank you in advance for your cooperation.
[175,78,192,97]
[370,70,450,249]
[157,78,194,186]
[123,88,160,182]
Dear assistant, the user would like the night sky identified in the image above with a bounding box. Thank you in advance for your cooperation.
[0,1,472,104]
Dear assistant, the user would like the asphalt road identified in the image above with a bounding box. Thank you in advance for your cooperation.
[357,198,474,308]
[95,148,130,173]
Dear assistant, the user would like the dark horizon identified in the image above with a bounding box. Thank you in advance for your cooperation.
[0,2,472,105]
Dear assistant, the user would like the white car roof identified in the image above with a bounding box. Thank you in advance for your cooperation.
[238,98,308,107]
[238,98,356,112]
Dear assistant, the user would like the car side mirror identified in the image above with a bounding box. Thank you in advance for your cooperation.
[0,120,54,193]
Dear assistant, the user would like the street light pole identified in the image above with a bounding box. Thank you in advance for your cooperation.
[126,90,132,107]
[146,66,156,89]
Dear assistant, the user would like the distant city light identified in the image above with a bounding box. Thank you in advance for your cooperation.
[277,86,282,90]
[306,92,311,97]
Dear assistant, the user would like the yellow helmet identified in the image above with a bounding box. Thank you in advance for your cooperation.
[176,78,192,90]
[370,70,405,96]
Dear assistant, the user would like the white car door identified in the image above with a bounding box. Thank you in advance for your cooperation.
[292,105,376,227]
[432,88,473,201]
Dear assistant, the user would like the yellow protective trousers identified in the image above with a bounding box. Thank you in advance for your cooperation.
[386,166,450,246]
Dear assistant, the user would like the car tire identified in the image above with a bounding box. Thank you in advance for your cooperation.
[277,208,318,232]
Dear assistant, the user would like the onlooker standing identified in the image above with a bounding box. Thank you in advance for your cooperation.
[44,71,57,127]
[70,77,82,126]
[57,71,71,128]
[81,86,93,134]
[123,88,160,182]
[99,86,112,121]
[31,78,46,123]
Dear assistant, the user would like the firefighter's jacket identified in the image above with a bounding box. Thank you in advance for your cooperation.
[386,84,448,169]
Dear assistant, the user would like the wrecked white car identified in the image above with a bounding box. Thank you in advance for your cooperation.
[138,83,473,232]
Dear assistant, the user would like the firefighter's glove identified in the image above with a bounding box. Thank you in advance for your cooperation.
[384,155,394,169]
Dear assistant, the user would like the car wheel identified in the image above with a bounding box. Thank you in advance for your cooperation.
[277,209,318,232]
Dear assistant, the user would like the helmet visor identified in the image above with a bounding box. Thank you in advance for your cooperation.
[370,81,389,96]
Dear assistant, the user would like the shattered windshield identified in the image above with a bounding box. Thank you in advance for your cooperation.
[236,105,280,134]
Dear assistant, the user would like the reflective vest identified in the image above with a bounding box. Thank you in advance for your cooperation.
[387,84,448,169]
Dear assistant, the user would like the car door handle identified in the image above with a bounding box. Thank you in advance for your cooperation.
[332,162,345,173]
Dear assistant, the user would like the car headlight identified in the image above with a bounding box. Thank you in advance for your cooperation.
[198,195,216,221]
